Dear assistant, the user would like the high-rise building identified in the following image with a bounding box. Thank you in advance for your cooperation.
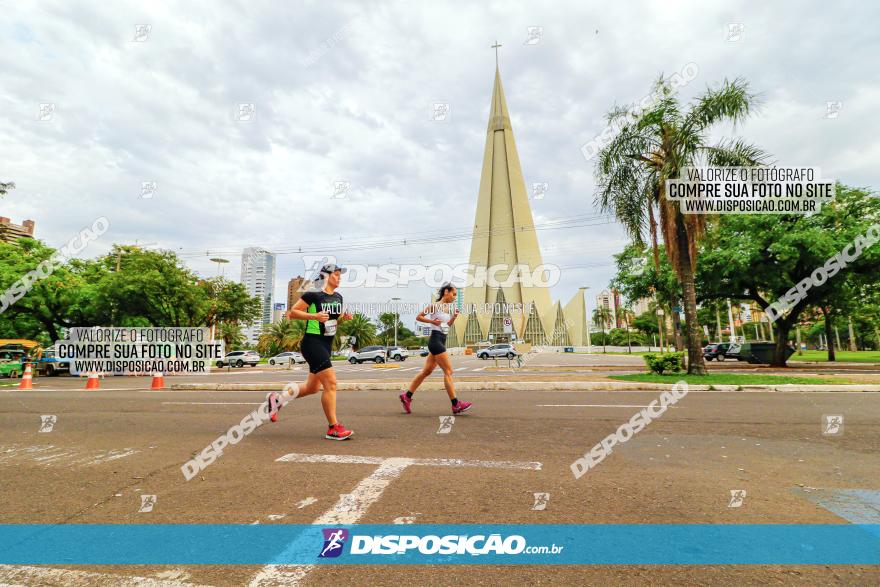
[0,217,35,243]
[240,247,276,344]
[287,276,312,311]
[596,290,618,330]
[272,303,286,324]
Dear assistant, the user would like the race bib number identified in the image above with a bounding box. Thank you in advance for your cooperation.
[441,323,449,334]
[324,319,337,336]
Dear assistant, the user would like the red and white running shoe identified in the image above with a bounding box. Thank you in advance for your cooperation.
[325,423,354,440]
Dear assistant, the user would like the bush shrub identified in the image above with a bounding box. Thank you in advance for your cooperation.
[642,352,685,374]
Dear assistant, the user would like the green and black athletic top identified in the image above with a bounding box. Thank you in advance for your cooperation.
[301,289,344,337]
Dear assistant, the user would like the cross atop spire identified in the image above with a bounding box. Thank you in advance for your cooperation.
[491,40,502,68]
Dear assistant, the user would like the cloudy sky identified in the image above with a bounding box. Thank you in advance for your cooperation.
[2,1,877,325]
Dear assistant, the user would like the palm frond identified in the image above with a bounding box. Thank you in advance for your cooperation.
[684,77,759,132]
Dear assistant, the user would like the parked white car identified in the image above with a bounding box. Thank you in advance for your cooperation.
[385,346,409,361]
[268,351,305,366]
[216,350,260,368]
[476,343,519,360]
[348,345,387,364]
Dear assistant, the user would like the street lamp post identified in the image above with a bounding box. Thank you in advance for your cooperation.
[726,299,737,344]
[391,297,402,347]
[208,258,229,342]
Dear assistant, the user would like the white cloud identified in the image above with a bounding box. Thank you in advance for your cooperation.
[1,0,876,323]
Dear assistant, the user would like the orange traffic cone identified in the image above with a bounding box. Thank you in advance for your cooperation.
[150,372,165,390]
[85,373,101,390]
[18,363,34,390]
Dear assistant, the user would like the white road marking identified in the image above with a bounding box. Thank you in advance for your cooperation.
[161,402,262,405]
[296,497,318,509]
[28,387,142,392]
[275,453,542,470]
[473,367,486,371]
[454,367,468,371]
[32,450,78,463]
[0,565,209,587]
[250,453,541,585]
[537,404,680,408]
[86,448,140,465]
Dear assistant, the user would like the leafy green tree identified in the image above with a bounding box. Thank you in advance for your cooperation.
[376,311,413,345]
[611,244,681,350]
[0,242,261,342]
[595,76,767,373]
[0,239,97,341]
[197,277,262,332]
[696,184,880,365]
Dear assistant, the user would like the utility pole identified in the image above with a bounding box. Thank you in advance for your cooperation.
[391,297,401,347]
[726,300,737,343]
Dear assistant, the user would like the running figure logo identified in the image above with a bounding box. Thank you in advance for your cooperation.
[39,415,57,433]
[532,492,550,511]
[437,416,455,434]
[728,489,746,508]
[138,494,157,513]
[822,414,844,436]
[319,528,349,558]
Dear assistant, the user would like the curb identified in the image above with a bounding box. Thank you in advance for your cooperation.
[171,381,698,392]
[169,381,880,393]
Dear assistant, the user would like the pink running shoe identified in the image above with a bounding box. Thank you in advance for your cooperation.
[266,391,282,422]
[399,392,412,414]
[325,423,354,440]
[452,400,472,414]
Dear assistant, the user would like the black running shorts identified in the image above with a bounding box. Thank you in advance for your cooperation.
[300,334,333,374]
[427,331,447,356]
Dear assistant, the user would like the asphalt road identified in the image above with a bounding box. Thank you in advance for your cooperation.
[20,350,880,392]
[1,383,879,585]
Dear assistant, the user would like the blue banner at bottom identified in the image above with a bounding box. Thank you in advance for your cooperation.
[1,524,878,565]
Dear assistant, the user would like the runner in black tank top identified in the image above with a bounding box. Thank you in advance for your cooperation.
[265,263,354,440]
[399,283,472,415]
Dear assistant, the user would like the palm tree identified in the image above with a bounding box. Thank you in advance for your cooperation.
[595,76,767,374]
[217,322,246,350]
[257,319,305,356]
[338,313,376,352]
[592,306,612,353]
[620,307,636,354]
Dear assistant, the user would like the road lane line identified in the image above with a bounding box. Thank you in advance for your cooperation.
[251,453,541,585]
[162,402,262,405]
[248,457,413,586]
[537,404,680,408]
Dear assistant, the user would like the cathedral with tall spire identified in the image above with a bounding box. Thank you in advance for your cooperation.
[449,57,587,347]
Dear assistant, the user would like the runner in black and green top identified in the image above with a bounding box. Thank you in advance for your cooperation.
[265,263,354,440]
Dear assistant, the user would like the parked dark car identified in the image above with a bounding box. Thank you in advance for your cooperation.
[703,342,732,361]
